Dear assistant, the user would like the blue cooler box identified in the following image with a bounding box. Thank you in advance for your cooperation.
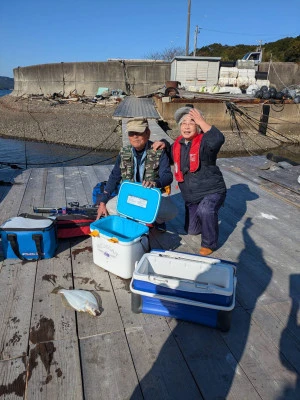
[130,250,237,331]
[90,182,161,279]
[0,215,57,260]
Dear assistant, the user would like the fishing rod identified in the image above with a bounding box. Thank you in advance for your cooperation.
[33,202,98,217]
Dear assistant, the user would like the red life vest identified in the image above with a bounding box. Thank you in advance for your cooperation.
[173,134,203,182]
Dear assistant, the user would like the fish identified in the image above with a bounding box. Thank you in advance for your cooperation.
[52,287,101,316]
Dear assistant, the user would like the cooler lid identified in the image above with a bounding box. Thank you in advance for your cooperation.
[116,181,161,224]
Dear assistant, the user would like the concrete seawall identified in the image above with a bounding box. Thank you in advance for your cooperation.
[13,60,171,97]
[12,61,300,98]
[259,62,300,89]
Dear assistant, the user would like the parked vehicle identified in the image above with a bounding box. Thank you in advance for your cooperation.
[242,48,263,66]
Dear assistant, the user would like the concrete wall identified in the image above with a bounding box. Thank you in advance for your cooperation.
[259,62,300,90]
[154,97,300,135]
[13,60,299,97]
[12,60,171,97]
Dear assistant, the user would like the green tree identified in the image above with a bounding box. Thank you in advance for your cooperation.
[192,36,300,63]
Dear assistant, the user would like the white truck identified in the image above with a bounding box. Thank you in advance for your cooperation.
[242,48,263,66]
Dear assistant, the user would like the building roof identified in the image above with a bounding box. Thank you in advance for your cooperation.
[171,56,221,62]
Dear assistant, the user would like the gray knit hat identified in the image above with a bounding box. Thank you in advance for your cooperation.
[174,105,194,124]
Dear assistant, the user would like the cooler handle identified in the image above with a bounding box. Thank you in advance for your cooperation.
[7,233,43,261]
[148,275,217,292]
[32,234,43,260]
[7,234,27,261]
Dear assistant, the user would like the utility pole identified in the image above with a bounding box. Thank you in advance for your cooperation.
[185,0,191,56]
[193,25,200,56]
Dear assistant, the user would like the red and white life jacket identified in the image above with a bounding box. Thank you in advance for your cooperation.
[173,134,203,182]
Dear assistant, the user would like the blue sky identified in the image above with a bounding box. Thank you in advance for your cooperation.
[1,0,299,78]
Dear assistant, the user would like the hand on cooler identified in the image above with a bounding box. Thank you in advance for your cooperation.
[142,180,156,188]
[97,202,108,219]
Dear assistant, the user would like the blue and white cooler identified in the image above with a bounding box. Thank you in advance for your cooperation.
[0,214,57,260]
[130,250,237,331]
[90,182,161,279]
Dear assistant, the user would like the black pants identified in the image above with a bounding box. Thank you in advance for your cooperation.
[185,192,226,250]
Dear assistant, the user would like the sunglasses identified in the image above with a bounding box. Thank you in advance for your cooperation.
[128,131,146,137]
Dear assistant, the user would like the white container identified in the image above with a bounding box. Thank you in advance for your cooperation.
[90,182,161,279]
[131,250,236,306]
[130,250,236,331]
[130,250,237,331]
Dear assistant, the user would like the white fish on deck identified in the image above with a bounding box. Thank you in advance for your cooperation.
[52,287,102,316]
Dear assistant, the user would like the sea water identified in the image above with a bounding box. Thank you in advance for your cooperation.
[0,90,118,168]
[1,90,299,165]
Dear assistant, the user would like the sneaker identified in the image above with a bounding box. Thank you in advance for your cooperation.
[199,247,213,256]
[154,222,167,233]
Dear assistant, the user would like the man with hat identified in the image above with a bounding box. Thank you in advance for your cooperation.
[152,106,226,255]
[96,117,177,231]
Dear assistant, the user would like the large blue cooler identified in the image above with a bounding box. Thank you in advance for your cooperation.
[0,215,57,260]
[90,182,161,279]
[130,250,237,331]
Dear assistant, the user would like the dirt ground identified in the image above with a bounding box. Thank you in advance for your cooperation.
[0,94,298,157]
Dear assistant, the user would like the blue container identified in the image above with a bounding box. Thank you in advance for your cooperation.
[130,250,237,331]
[0,215,57,260]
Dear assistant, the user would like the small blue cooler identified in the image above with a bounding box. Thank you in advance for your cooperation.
[90,182,161,279]
[130,250,237,331]
[0,215,57,260]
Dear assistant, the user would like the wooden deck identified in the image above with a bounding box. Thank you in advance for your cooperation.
[0,156,299,399]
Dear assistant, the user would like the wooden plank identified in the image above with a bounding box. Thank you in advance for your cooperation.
[223,170,300,248]
[80,166,108,204]
[93,164,114,181]
[125,324,203,400]
[64,166,89,205]
[250,301,300,375]
[71,237,124,338]
[80,166,99,204]
[80,331,143,400]
[220,156,300,207]
[30,241,78,342]
[218,156,265,185]
[266,297,300,340]
[259,165,300,194]
[109,260,203,399]
[0,357,27,399]
[0,169,21,204]
[26,338,83,399]
[0,260,36,360]
[223,306,299,399]
[167,318,261,400]
[18,167,48,214]
[109,272,162,328]
[260,181,300,208]
[44,167,65,207]
[0,169,32,224]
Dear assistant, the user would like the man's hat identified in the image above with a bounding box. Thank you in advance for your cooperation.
[126,118,149,133]
[174,105,194,124]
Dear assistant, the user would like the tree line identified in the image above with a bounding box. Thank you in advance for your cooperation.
[146,36,300,62]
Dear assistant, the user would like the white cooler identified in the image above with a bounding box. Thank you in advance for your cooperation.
[130,250,237,331]
[90,182,161,279]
